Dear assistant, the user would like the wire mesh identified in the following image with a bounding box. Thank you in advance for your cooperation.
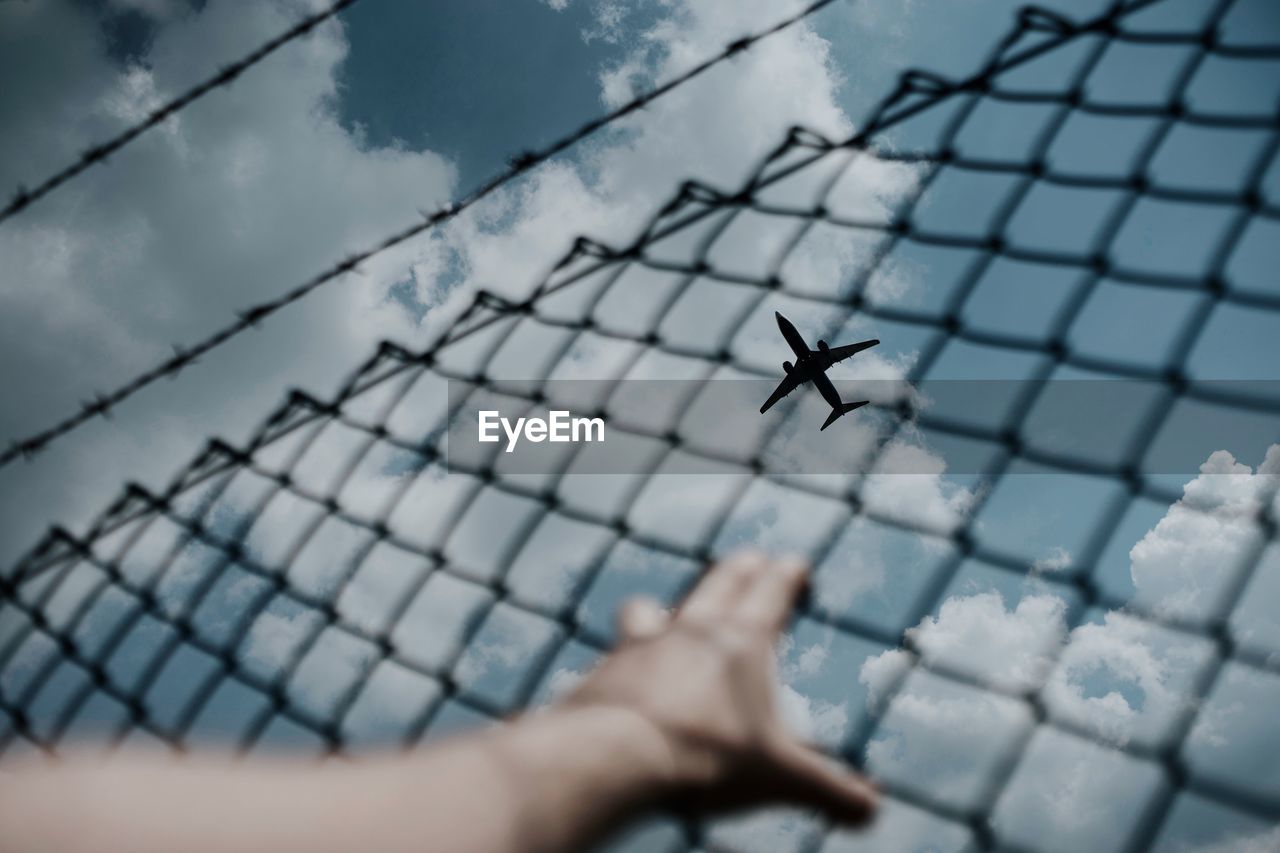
[3,0,1280,851]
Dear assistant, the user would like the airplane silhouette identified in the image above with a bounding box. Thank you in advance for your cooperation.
[759,312,879,431]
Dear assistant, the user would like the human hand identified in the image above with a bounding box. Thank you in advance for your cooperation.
[561,550,876,824]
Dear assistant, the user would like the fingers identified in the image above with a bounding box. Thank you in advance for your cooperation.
[737,556,808,635]
[769,740,877,826]
[617,597,670,642]
[680,551,809,636]
[678,551,768,624]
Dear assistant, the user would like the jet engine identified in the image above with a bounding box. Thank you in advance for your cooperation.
[782,360,793,373]
[818,340,830,353]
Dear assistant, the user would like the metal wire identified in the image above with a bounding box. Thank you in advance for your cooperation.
[4,0,1280,851]
[0,0,366,228]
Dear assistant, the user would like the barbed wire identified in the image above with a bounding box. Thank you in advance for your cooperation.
[0,0,365,228]
[0,0,842,471]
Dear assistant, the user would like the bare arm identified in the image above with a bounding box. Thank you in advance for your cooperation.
[0,552,874,853]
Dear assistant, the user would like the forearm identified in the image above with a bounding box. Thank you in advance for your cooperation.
[0,707,674,853]
[465,705,676,852]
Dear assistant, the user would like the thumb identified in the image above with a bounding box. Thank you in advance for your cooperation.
[768,739,877,826]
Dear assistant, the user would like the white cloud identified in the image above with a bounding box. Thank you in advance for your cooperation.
[774,634,850,743]
[861,441,978,535]
[788,640,830,679]
[582,0,627,44]
[906,590,1068,692]
[862,668,1033,812]
[240,604,319,680]
[1032,545,1072,574]
[1184,661,1280,800]
[858,646,911,711]
[1043,611,1213,748]
[1129,445,1280,622]
[778,682,849,744]
[542,665,588,701]
[846,445,1278,841]
[453,606,554,688]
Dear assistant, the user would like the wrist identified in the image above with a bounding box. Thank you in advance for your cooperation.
[545,704,681,801]
[479,705,681,853]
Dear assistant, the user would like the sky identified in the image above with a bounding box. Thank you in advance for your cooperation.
[1,0,1280,851]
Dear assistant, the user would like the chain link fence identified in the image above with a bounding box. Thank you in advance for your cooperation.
[3,0,1279,850]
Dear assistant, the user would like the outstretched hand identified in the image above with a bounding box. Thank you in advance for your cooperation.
[0,551,876,853]
[561,551,876,824]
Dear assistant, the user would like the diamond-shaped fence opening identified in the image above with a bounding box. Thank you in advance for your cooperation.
[3,1,1280,851]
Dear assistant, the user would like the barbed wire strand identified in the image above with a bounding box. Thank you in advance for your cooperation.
[0,0,365,228]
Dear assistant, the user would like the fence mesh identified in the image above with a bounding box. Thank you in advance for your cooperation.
[3,0,1280,851]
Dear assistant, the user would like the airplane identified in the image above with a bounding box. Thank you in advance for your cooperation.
[759,312,879,431]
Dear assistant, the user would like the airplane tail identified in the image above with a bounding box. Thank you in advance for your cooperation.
[820,400,868,431]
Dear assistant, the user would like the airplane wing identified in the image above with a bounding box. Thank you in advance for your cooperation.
[759,372,803,414]
[818,339,879,370]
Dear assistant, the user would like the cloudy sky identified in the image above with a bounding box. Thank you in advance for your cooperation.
[2,0,1280,851]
